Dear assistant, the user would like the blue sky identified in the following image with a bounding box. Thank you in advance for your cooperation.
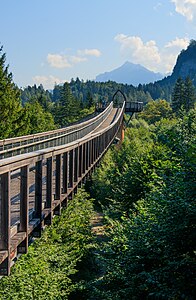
[0,0,196,89]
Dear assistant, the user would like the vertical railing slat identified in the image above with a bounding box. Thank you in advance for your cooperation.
[0,172,11,275]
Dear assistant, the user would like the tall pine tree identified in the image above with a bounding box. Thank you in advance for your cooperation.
[184,76,196,112]
[54,82,81,126]
[0,46,25,139]
[172,77,196,115]
[171,77,185,114]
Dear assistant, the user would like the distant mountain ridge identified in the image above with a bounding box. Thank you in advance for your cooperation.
[95,61,164,86]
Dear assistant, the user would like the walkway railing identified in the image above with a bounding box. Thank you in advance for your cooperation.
[0,102,113,159]
[0,101,125,275]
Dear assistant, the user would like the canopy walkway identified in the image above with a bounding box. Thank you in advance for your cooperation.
[0,92,143,275]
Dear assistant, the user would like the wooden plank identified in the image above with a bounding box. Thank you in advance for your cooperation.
[69,150,74,188]
[55,154,61,200]
[0,172,11,275]
[74,147,79,183]
[19,166,29,233]
[78,145,83,177]
[82,143,86,174]
[34,161,42,219]
[46,157,53,208]
[10,232,26,251]
[0,251,8,264]
[28,218,40,233]
[62,152,68,194]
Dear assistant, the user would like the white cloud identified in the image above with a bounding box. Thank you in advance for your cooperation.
[114,34,189,74]
[114,34,161,71]
[47,48,101,69]
[171,0,196,21]
[32,75,66,89]
[47,54,71,69]
[165,37,189,49]
[70,56,87,63]
[78,48,102,57]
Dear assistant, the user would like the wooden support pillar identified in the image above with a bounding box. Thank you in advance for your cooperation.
[55,154,61,200]
[94,138,96,161]
[88,141,90,168]
[79,145,83,178]
[96,137,98,158]
[69,150,74,188]
[18,166,29,254]
[82,143,86,174]
[116,120,125,148]
[62,152,68,194]
[45,157,53,225]
[85,142,89,170]
[90,140,93,166]
[0,172,11,275]
[93,138,96,163]
[74,147,79,183]
[62,197,68,208]
[86,142,89,171]
[34,160,42,237]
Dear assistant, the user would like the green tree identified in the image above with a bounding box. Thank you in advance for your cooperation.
[88,111,196,299]
[24,101,56,133]
[86,91,94,108]
[184,76,196,112]
[139,99,172,124]
[0,46,25,138]
[172,77,196,114]
[0,190,94,300]
[54,82,79,126]
[171,77,185,114]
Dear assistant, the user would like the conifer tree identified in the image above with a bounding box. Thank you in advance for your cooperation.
[86,91,94,108]
[54,82,81,126]
[172,77,196,115]
[171,77,185,114]
[184,76,196,112]
[0,46,25,138]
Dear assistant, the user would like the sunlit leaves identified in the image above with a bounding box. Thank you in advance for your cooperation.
[0,190,94,299]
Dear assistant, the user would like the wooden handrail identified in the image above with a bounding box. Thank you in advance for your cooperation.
[0,102,113,147]
[0,101,125,275]
[0,103,125,174]
[0,102,113,158]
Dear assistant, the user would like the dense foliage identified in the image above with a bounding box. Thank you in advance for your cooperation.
[0,46,25,138]
[172,77,196,114]
[0,46,57,139]
[0,190,94,300]
[85,108,196,299]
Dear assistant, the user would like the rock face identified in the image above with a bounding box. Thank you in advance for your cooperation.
[164,40,196,85]
[95,61,163,86]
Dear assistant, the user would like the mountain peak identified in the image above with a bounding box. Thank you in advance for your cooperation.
[95,62,163,86]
